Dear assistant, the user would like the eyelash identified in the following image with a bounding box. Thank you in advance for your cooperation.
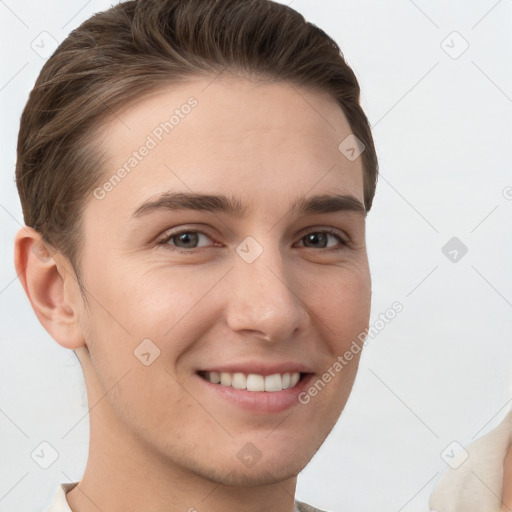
[156,227,348,255]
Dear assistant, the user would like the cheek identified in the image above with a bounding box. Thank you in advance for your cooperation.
[121,268,228,347]
[84,259,216,333]
[302,266,371,343]
[79,264,228,384]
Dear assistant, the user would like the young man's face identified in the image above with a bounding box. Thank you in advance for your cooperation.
[73,76,371,485]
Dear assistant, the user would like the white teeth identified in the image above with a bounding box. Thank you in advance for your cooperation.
[204,371,301,392]
[264,374,282,392]
[247,374,265,391]
[220,372,232,386]
[232,372,247,390]
[290,372,300,387]
[209,371,221,384]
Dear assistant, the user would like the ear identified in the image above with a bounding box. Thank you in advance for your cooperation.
[14,226,86,350]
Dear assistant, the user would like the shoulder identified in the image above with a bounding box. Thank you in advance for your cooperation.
[428,408,512,511]
[295,499,328,512]
[43,481,78,512]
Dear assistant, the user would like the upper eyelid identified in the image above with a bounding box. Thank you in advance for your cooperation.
[157,227,213,243]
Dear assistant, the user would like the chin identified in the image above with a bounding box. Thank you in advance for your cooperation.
[241,445,317,483]
[210,462,302,487]
[176,447,312,487]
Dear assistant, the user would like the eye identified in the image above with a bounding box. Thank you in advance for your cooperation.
[157,229,215,253]
[296,229,347,250]
[156,227,348,254]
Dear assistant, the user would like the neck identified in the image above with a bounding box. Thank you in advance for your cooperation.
[66,351,298,512]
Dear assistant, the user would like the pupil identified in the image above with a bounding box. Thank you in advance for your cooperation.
[306,233,326,248]
[178,232,197,248]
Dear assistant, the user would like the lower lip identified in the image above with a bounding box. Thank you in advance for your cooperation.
[196,373,315,414]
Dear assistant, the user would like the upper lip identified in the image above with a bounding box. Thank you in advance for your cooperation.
[197,361,314,376]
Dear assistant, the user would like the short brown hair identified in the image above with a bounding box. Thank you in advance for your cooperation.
[15,0,379,276]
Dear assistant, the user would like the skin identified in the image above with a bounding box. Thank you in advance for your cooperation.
[15,76,372,512]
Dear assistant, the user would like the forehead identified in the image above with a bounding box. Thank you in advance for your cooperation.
[88,76,364,224]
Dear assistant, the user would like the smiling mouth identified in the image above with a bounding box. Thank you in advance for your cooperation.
[197,371,308,392]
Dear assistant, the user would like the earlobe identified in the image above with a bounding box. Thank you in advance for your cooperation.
[14,226,86,350]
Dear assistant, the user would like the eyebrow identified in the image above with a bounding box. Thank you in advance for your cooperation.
[132,191,367,219]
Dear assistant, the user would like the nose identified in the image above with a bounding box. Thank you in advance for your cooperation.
[224,241,309,343]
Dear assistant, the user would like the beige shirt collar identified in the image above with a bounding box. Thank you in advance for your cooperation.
[44,481,323,512]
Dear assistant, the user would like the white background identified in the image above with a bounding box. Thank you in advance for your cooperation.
[1,1,511,511]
